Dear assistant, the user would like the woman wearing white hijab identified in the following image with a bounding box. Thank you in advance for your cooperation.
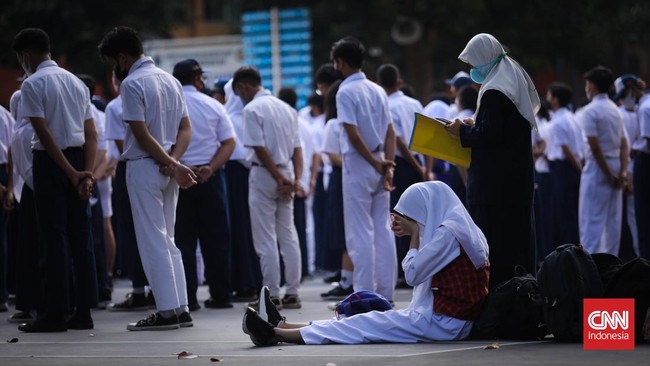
[241,181,490,345]
[446,33,540,288]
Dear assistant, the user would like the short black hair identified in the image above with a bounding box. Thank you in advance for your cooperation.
[13,28,50,54]
[548,82,573,107]
[232,66,262,88]
[457,85,478,111]
[330,36,365,69]
[77,74,96,98]
[307,92,324,111]
[278,87,298,109]
[584,65,614,93]
[325,80,342,121]
[98,26,144,60]
[315,63,342,86]
[376,64,399,89]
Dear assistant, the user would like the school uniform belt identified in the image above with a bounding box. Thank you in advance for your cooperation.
[252,162,287,169]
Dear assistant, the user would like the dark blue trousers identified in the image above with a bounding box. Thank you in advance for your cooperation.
[634,152,650,259]
[15,185,41,312]
[225,161,261,291]
[33,148,97,316]
[176,168,232,304]
[550,160,580,247]
[293,195,309,277]
[113,161,148,287]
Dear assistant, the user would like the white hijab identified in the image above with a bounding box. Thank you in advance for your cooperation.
[394,181,489,269]
[458,33,540,130]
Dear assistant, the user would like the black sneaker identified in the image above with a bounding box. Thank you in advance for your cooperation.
[126,312,180,331]
[232,290,258,303]
[242,307,278,346]
[320,285,353,300]
[281,294,301,309]
[178,311,193,328]
[107,293,148,312]
[67,313,94,330]
[8,310,36,324]
[258,286,285,327]
[247,294,282,311]
[188,302,201,312]
[204,298,234,309]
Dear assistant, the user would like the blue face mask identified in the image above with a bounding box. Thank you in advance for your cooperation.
[470,52,507,84]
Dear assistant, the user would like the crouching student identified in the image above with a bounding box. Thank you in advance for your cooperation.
[242,181,490,345]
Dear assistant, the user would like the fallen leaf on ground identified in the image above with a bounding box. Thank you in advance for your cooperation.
[484,343,499,350]
[176,351,198,359]
[6,338,18,343]
[210,357,221,362]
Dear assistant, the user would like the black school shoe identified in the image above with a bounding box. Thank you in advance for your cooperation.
[204,298,234,309]
[320,285,353,300]
[178,311,193,328]
[18,315,67,333]
[242,307,278,346]
[107,293,148,312]
[126,312,180,331]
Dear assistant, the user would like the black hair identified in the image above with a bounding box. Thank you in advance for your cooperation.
[77,74,96,99]
[584,65,614,93]
[174,73,195,86]
[315,63,342,86]
[13,28,50,53]
[307,93,324,111]
[376,63,399,89]
[401,84,417,99]
[457,85,478,111]
[278,87,298,109]
[548,82,573,107]
[98,26,144,60]
[325,80,342,121]
[232,66,262,88]
[330,36,365,69]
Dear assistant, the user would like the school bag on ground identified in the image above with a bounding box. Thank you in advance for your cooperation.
[537,243,603,342]
[603,257,650,343]
[470,265,547,340]
[590,252,623,289]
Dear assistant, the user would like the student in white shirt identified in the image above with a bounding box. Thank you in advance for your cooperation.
[546,82,582,248]
[172,59,236,310]
[376,63,424,288]
[0,105,14,314]
[331,37,397,302]
[234,66,303,309]
[14,28,98,333]
[99,26,197,331]
[636,85,650,260]
[578,66,628,256]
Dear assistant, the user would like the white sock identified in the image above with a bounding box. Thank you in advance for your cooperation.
[340,270,353,289]
[176,305,189,314]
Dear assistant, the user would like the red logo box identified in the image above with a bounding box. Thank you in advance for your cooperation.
[583,298,635,350]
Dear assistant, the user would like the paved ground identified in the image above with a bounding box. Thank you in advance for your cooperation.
[1,276,648,365]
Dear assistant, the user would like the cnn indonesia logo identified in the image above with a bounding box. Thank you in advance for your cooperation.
[583,298,635,350]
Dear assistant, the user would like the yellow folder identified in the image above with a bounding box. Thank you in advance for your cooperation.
[408,113,471,168]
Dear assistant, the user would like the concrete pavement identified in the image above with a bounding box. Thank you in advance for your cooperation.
[1,276,648,365]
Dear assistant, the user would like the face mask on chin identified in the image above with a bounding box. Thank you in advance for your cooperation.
[21,55,32,76]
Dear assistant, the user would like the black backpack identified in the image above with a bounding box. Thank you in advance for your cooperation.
[590,252,624,289]
[470,265,547,340]
[604,257,650,343]
[537,244,603,342]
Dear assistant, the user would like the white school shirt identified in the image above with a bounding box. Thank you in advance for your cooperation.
[242,89,301,166]
[422,99,450,121]
[388,90,423,158]
[11,117,34,190]
[298,117,315,190]
[578,94,625,159]
[20,60,92,150]
[180,85,235,166]
[546,107,582,162]
[337,72,391,155]
[322,118,343,156]
[0,106,14,165]
[91,104,108,152]
[105,95,125,142]
[121,57,189,160]
[636,95,650,153]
